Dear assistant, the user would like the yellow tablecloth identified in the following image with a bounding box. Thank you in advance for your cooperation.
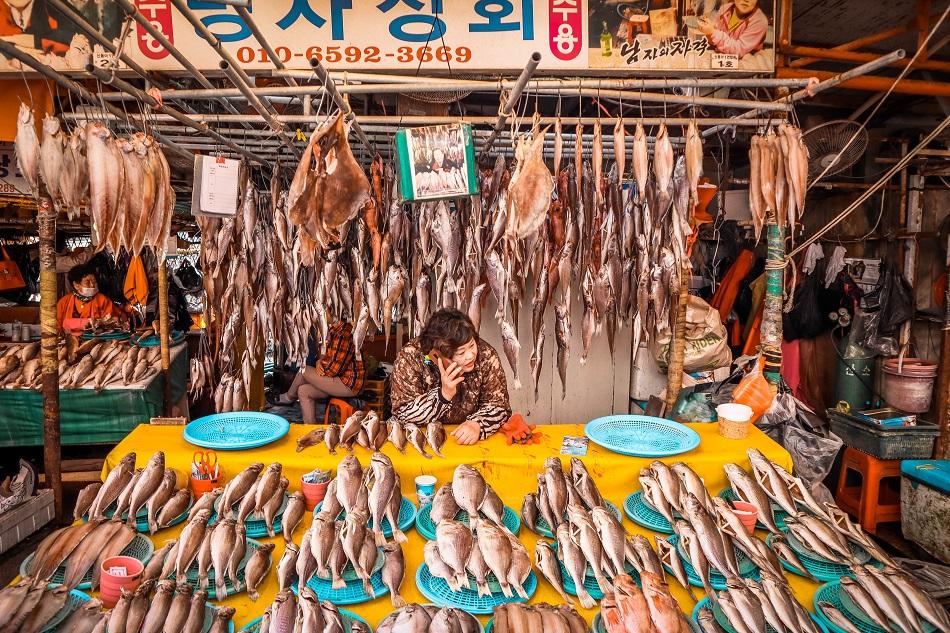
[100,423,819,630]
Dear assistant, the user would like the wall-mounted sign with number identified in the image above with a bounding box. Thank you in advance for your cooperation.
[0,1,776,74]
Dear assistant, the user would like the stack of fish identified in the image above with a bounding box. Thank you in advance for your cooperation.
[102,580,235,633]
[255,588,370,633]
[377,603,482,633]
[0,583,94,633]
[747,123,809,241]
[522,457,607,532]
[209,461,302,540]
[601,572,690,633]
[290,453,407,603]
[695,570,818,633]
[16,105,176,255]
[491,602,589,633]
[297,409,447,459]
[0,338,161,391]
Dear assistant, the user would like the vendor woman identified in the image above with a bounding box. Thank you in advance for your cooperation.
[56,264,127,332]
[391,309,511,445]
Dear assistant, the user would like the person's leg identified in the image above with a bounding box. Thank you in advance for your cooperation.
[277,367,320,404]
[307,374,358,398]
[283,371,308,399]
[298,383,326,424]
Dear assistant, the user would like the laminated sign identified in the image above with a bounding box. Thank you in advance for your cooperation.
[395,123,478,202]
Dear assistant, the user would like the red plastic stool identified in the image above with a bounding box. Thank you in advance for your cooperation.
[323,398,355,426]
[834,447,902,533]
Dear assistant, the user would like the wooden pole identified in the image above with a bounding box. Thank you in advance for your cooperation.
[935,240,950,459]
[665,264,692,413]
[37,192,62,521]
[762,220,786,387]
[158,260,172,416]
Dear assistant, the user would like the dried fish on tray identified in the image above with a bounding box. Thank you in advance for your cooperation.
[211,462,292,539]
[491,602,590,633]
[416,465,521,539]
[0,583,97,633]
[377,603,483,633]
[298,409,447,460]
[238,589,371,633]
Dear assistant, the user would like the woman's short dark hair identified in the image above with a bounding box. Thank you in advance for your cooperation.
[419,309,477,358]
[67,264,94,286]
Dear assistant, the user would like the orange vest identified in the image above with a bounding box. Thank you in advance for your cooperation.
[56,293,122,330]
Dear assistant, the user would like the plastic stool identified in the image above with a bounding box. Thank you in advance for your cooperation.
[323,398,356,426]
[834,447,902,533]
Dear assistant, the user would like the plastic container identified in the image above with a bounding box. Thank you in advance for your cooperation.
[827,409,939,460]
[731,501,758,534]
[301,477,331,511]
[190,472,223,500]
[415,475,436,506]
[716,403,753,439]
[881,357,937,413]
[99,555,144,608]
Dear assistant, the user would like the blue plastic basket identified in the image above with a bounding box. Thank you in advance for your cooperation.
[623,491,679,534]
[80,331,130,341]
[296,566,389,605]
[20,534,154,591]
[814,581,937,633]
[415,564,536,615]
[584,415,700,457]
[531,501,621,538]
[96,495,193,533]
[212,492,288,539]
[693,596,829,633]
[237,608,369,633]
[718,487,788,531]
[665,535,759,590]
[415,503,520,541]
[184,412,290,450]
[39,587,92,632]
[134,330,185,347]
[174,538,261,599]
[314,496,417,539]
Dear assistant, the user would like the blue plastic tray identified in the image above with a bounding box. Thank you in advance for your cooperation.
[553,541,639,601]
[623,491,679,534]
[295,566,389,605]
[21,533,154,591]
[415,503,520,541]
[184,412,290,450]
[237,607,369,633]
[665,535,759,590]
[415,563,536,615]
[212,492,288,539]
[174,538,261,599]
[813,581,936,633]
[80,331,130,341]
[693,596,829,633]
[531,501,621,538]
[718,487,788,531]
[314,496,417,539]
[39,587,92,632]
[584,415,700,457]
[133,330,185,347]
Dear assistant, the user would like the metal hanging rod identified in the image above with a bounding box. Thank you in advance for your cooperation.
[481,51,542,156]
[219,60,299,157]
[233,4,297,88]
[309,56,375,153]
[84,64,268,165]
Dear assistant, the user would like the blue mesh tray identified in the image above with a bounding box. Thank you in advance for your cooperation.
[665,535,759,590]
[212,492,288,539]
[415,563,536,615]
[313,547,384,583]
[184,412,290,450]
[530,501,621,538]
[693,596,829,633]
[554,541,639,601]
[314,496,417,539]
[296,566,389,605]
[415,503,520,541]
[173,538,261,599]
[584,415,700,457]
[237,608,368,633]
[718,487,789,531]
[80,331,130,341]
[21,533,154,591]
[94,494,193,533]
[623,491,680,534]
[767,530,873,583]
[133,330,185,347]
[38,587,92,632]
[814,581,937,633]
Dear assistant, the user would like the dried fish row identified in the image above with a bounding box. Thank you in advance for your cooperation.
[376,603,483,633]
[492,602,589,633]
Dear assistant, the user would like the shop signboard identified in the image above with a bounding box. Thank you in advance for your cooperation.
[0,142,30,196]
[0,1,775,74]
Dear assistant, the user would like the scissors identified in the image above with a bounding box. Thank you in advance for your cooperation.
[192,450,218,479]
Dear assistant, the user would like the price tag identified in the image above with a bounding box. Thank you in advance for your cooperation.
[191,154,241,217]
[712,53,739,69]
[107,566,128,577]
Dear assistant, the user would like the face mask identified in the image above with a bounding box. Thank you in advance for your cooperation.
[78,286,97,298]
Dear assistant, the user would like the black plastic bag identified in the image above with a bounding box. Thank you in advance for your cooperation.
[865,259,914,335]
[784,259,831,341]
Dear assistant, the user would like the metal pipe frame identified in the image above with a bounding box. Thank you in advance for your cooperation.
[480,51,542,155]
[219,61,299,157]
[780,44,950,72]
[0,39,193,163]
[776,66,950,97]
[233,5,297,88]
[85,64,267,165]
[201,0,249,6]
[308,56,375,152]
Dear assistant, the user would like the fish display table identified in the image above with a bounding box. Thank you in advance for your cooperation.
[99,422,814,630]
[0,345,187,447]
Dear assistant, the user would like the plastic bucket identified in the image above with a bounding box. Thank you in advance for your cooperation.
[301,477,331,511]
[882,357,937,413]
[99,555,144,608]
[716,403,753,439]
[190,472,223,500]
[731,501,758,534]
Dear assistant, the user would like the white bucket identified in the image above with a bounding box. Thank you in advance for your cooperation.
[716,403,754,439]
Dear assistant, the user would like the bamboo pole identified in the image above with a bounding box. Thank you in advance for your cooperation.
[37,191,62,521]
[665,264,692,414]
[158,261,172,415]
[762,222,786,386]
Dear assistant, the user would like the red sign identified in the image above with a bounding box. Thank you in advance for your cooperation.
[134,0,174,60]
[549,0,582,61]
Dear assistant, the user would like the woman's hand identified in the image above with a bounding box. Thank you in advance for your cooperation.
[451,420,481,445]
[697,16,715,36]
[436,356,465,402]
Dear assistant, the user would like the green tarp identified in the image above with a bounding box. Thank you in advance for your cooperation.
[0,346,188,446]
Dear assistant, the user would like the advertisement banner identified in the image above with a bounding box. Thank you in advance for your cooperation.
[0,0,774,74]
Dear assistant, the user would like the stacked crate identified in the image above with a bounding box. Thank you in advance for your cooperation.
[360,375,390,418]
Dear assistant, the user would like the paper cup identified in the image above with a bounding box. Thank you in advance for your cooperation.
[99,555,144,608]
[716,403,754,439]
[301,477,331,511]
[731,501,759,534]
[415,475,437,506]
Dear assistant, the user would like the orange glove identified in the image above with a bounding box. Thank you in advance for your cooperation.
[501,415,540,444]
